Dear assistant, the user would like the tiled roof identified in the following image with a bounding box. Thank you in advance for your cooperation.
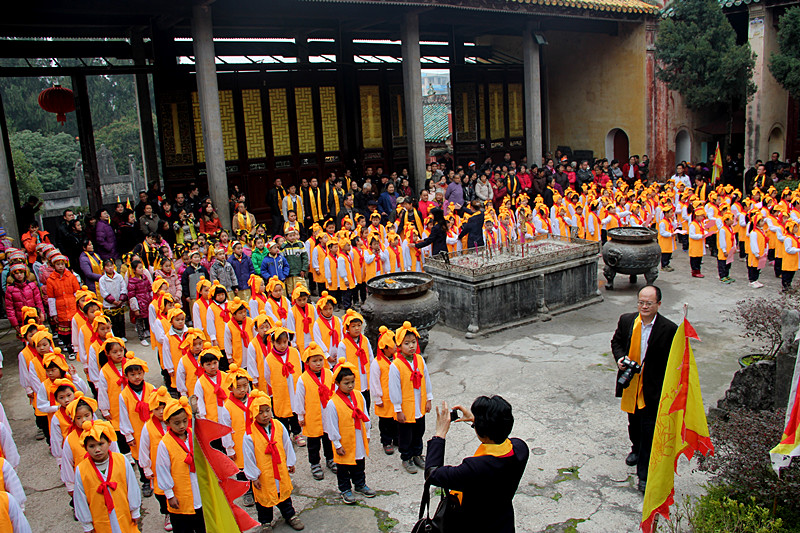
[662,0,752,17]
[718,0,759,8]
[423,103,451,143]
[507,0,659,14]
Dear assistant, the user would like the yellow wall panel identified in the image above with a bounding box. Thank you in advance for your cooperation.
[269,88,291,157]
[218,90,238,160]
[489,83,505,141]
[508,83,524,138]
[319,86,339,152]
[241,89,265,158]
[360,85,383,149]
[295,87,317,153]
[191,92,205,163]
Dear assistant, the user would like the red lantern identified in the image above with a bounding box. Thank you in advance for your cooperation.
[38,85,76,125]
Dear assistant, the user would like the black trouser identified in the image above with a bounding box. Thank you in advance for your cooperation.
[774,257,783,278]
[768,248,775,262]
[601,229,607,243]
[58,333,74,354]
[689,256,702,272]
[341,288,353,311]
[378,416,398,446]
[336,458,366,492]
[116,430,131,455]
[782,270,795,289]
[705,235,717,258]
[155,493,168,515]
[35,414,50,444]
[109,312,126,338]
[307,434,333,465]
[361,390,371,412]
[88,381,98,399]
[660,253,672,268]
[748,265,761,282]
[169,508,205,533]
[680,233,689,251]
[256,497,295,525]
[218,352,230,371]
[137,464,148,484]
[397,416,426,461]
[354,283,367,305]
[628,404,658,482]
[276,414,301,436]
[717,259,731,280]
[739,240,747,258]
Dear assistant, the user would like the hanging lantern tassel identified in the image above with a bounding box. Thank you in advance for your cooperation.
[38,84,76,125]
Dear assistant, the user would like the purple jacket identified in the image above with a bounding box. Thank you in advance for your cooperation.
[79,252,103,293]
[445,182,465,207]
[95,219,117,259]
[5,280,44,328]
[127,275,153,314]
[228,253,255,290]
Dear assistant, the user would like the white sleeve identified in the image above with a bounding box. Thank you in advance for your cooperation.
[176,360,188,397]
[369,362,383,405]
[337,256,346,280]
[194,379,207,419]
[71,317,80,353]
[18,352,31,394]
[125,458,142,520]
[97,372,110,412]
[50,415,63,458]
[324,258,333,285]
[3,459,26,510]
[219,409,234,456]
[312,324,328,356]
[35,381,56,414]
[162,340,174,374]
[73,467,94,531]
[48,298,57,316]
[192,303,202,331]
[118,394,134,441]
[323,402,341,449]
[156,441,176,498]
[659,220,672,238]
[243,434,260,481]
[6,492,32,533]
[280,422,296,468]
[249,300,258,319]
[224,325,233,357]
[88,347,101,384]
[207,307,217,341]
[148,303,158,330]
[0,404,8,435]
[77,330,87,365]
[750,231,761,256]
[73,375,90,396]
[424,364,433,401]
[152,320,166,346]
[388,364,403,413]
[785,237,800,255]
[139,427,153,477]
[689,223,703,240]
[61,438,76,490]
[246,344,259,386]
[311,249,320,272]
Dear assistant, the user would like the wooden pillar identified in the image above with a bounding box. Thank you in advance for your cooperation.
[130,31,160,192]
[72,74,102,213]
[523,27,543,167]
[191,3,231,230]
[0,94,20,242]
[401,12,427,193]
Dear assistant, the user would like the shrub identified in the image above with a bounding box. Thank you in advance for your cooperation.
[657,488,785,533]
[724,296,800,360]
[697,409,800,530]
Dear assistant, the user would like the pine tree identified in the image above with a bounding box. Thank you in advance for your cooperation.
[769,6,800,101]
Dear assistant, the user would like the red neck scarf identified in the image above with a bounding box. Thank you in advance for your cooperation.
[203,372,227,406]
[90,330,103,346]
[337,391,369,430]
[307,370,331,407]
[372,251,382,273]
[340,252,356,280]
[198,296,210,313]
[169,429,195,472]
[376,350,393,366]
[184,351,204,378]
[270,296,287,320]
[271,347,295,377]
[152,417,166,437]
[107,362,127,389]
[256,334,270,359]
[295,304,312,334]
[253,291,267,308]
[486,230,497,246]
[227,394,252,434]
[232,319,250,346]
[397,354,423,389]
[345,334,368,375]
[319,315,339,347]
[254,420,282,480]
[216,301,231,323]
[60,406,75,434]
[390,245,403,271]
[89,455,118,512]
[130,386,151,422]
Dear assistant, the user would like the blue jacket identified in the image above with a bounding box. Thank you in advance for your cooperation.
[228,253,255,290]
[260,253,290,281]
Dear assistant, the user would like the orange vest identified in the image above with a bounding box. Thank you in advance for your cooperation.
[249,293,267,317]
[80,324,94,360]
[341,335,371,391]
[54,406,73,440]
[392,354,428,422]
[312,246,327,284]
[102,363,126,430]
[121,383,155,460]
[749,229,768,268]
[387,245,405,273]
[290,304,314,350]
[331,391,369,465]
[163,431,196,515]
[717,225,735,261]
[314,315,341,354]
[65,430,86,472]
[0,491,9,532]
[363,250,383,281]
[227,318,254,367]
[265,348,302,418]
[30,353,48,416]
[688,221,705,258]
[323,254,339,290]
[267,296,289,326]
[251,421,293,507]
[352,248,366,284]
[658,219,674,254]
[338,252,356,287]
[76,452,138,533]
[298,369,333,438]
[373,353,395,419]
[167,332,186,388]
[180,352,204,399]
[586,213,601,242]
[250,337,270,393]
[784,234,800,272]
[143,418,166,495]
[156,317,169,370]
[199,372,228,422]
[209,301,229,348]
[224,396,249,469]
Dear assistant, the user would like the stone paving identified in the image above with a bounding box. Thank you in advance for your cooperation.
[0,251,770,532]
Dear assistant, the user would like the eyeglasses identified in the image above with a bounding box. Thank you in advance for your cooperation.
[637,301,657,308]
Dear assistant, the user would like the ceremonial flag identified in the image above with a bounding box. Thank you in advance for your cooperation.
[769,337,800,474]
[711,143,723,185]
[641,319,714,533]
[126,198,132,210]
[193,417,259,533]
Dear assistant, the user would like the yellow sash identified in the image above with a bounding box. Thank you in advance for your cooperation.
[238,212,253,232]
[620,315,645,413]
[453,438,514,503]
[86,252,102,275]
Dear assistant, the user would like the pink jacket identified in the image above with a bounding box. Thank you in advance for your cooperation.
[154,269,182,300]
[126,275,153,315]
[5,280,44,328]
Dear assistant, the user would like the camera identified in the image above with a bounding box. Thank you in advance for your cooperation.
[450,408,461,422]
[617,358,642,388]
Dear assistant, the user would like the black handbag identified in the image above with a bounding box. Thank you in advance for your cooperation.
[411,480,460,533]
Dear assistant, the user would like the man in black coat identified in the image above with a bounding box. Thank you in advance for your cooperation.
[611,285,678,493]
[457,200,485,249]
[425,396,529,533]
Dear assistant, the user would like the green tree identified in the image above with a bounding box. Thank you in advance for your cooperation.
[94,113,142,175]
[656,0,756,146]
[769,7,800,101]
[9,130,80,192]
[11,149,44,202]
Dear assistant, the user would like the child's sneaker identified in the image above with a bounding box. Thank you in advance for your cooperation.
[242,488,255,507]
[286,516,305,530]
[383,443,395,455]
[141,339,150,346]
[341,490,357,504]
[310,463,324,480]
[326,459,337,473]
[402,459,418,474]
[142,481,153,498]
[35,428,45,441]
[259,525,273,533]
[294,434,306,447]
[164,515,173,531]
[412,455,425,469]
[354,484,376,498]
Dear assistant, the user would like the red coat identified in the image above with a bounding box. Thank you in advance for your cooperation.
[621,164,641,183]
[20,230,50,264]
[5,280,44,328]
[45,269,80,321]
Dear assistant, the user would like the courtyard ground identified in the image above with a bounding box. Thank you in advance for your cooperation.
[1,250,766,532]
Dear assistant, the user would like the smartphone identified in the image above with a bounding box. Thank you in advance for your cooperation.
[450,408,461,422]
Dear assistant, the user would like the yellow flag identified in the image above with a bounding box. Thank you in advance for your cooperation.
[126,198,132,210]
[641,319,714,533]
[711,143,723,185]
